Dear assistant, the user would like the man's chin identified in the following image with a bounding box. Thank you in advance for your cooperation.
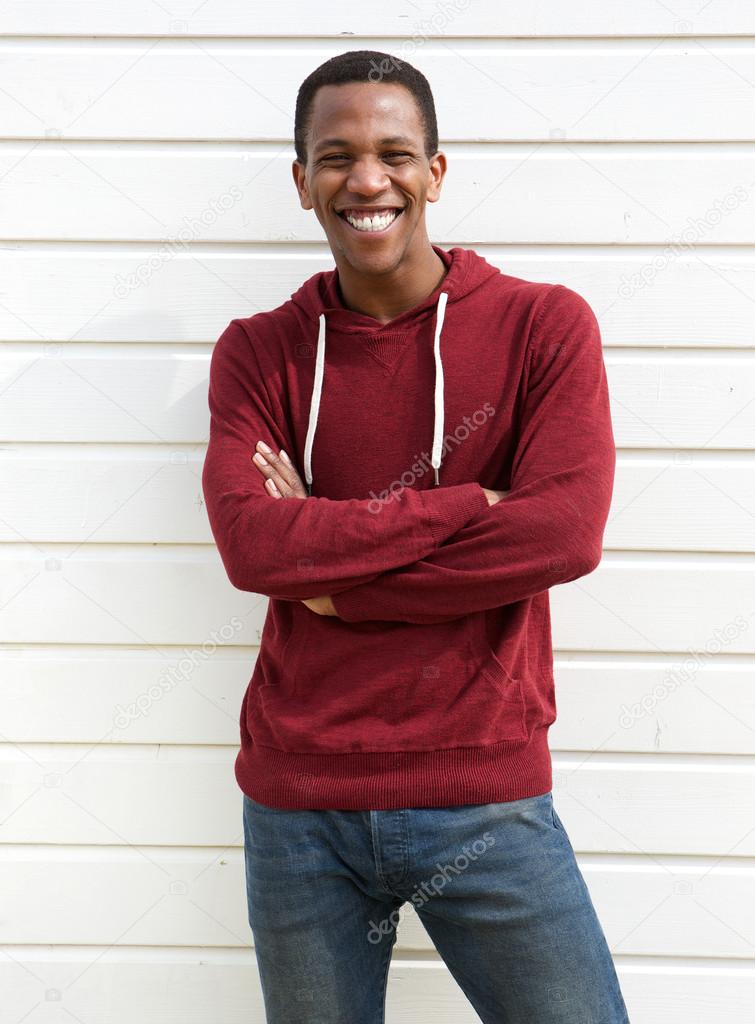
[330,229,414,273]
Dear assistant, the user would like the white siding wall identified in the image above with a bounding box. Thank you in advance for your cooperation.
[1,3,754,1020]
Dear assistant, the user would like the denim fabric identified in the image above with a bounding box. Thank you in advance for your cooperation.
[242,790,631,1023]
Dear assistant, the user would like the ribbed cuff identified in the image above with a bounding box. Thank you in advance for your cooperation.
[331,581,384,623]
[419,481,489,546]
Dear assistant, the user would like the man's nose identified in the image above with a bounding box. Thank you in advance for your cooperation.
[345,158,391,195]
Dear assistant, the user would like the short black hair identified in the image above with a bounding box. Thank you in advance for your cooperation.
[294,50,439,167]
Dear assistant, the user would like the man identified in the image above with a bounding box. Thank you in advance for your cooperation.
[202,49,630,1024]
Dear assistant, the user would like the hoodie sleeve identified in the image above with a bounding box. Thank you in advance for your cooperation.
[201,319,489,599]
[330,285,616,624]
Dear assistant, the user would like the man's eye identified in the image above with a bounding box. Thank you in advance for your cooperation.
[321,152,411,162]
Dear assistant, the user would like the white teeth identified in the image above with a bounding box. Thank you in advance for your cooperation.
[343,209,400,232]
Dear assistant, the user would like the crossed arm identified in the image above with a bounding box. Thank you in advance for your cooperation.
[249,441,507,617]
[201,318,494,602]
[240,284,616,625]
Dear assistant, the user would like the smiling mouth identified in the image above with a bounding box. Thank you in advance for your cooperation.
[337,208,405,234]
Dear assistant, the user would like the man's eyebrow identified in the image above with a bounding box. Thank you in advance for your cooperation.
[313,135,415,152]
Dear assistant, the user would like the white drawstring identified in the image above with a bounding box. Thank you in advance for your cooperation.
[430,291,448,486]
[303,293,449,493]
[303,312,326,495]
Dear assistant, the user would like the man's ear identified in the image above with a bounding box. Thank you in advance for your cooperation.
[426,150,447,204]
[292,159,313,211]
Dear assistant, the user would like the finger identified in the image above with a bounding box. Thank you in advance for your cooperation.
[255,442,307,498]
[255,443,294,488]
[251,450,293,497]
[274,448,308,497]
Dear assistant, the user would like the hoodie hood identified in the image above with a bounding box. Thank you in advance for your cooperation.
[288,245,501,494]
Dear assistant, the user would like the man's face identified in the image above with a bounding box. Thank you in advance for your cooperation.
[292,81,445,274]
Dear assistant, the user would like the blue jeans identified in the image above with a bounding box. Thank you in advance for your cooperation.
[242,790,630,1023]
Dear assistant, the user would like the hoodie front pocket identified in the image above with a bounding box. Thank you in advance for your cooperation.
[254,600,310,700]
[249,609,528,754]
[476,642,528,741]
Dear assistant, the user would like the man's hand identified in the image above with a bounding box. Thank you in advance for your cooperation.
[252,442,340,616]
[301,594,339,616]
[483,488,510,506]
[251,441,308,499]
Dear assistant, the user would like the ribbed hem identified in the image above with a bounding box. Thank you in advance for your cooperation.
[420,481,489,546]
[234,724,552,810]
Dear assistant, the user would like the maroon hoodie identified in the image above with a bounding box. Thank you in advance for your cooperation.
[201,244,615,810]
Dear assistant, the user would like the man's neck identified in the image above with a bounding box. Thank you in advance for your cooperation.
[334,246,448,326]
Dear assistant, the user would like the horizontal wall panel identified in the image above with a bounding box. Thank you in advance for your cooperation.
[0,547,752,652]
[3,248,755,348]
[0,647,253,744]
[550,660,755,756]
[2,849,754,959]
[0,544,268,646]
[548,555,754,656]
[1,348,752,447]
[2,2,755,37]
[2,651,754,755]
[1,749,755,854]
[1,144,752,243]
[3,450,753,552]
[0,447,211,543]
[3,42,755,141]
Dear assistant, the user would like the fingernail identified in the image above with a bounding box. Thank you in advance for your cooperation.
[280,449,291,462]
[252,452,266,465]
[257,440,272,453]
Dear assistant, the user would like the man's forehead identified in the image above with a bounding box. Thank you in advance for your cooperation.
[309,84,419,136]
[312,133,416,153]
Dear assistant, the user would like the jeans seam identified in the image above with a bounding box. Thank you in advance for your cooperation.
[374,926,396,1024]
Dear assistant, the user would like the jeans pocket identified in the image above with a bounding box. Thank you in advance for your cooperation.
[517,791,563,832]
[551,801,564,832]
